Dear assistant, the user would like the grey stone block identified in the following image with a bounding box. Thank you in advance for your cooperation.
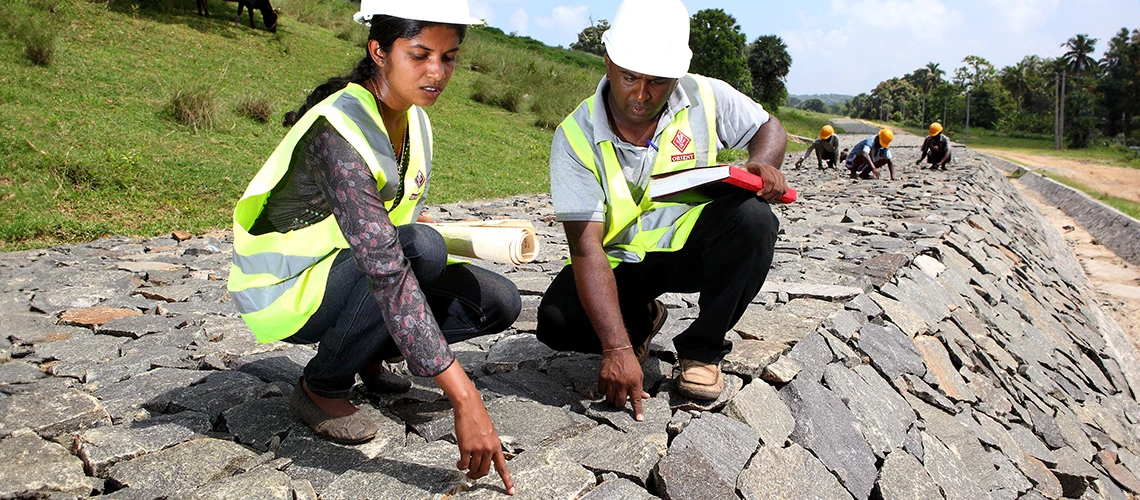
[229,347,314,386]
[485,396,595,452]
[97,314,185,339]
[484,334,557,373]
[738,442,853,500]
[780,377,877,500]
[858,323,926,380]
[723,380,795,447]
[0,428,97,497]
[94,367,212,423]
[155,370,275,421]
[0,386,110,439]
[221,397,303,452]
[75,411,212,477]
[824,364,915,458]
[107,438,265,495]
[475,367,584,410]
[0,360,46,385]
[877,450,942,500]
[651,444,737,500]
[581,477,656,499]
[669,412,759,487]
[180,465,294,500]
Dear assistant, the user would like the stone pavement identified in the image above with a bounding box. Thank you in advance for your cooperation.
[2,135,1139,499]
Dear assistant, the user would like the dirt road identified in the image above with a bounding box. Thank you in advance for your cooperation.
[974,149,1140,205]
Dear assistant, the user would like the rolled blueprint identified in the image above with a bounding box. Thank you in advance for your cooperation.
[425,219,539,265]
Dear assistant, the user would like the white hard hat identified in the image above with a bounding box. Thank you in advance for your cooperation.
[354,0,484,26]
[602,0,692,79]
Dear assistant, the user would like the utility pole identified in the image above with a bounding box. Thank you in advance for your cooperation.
[1054,72,1061,149]
[1059,70,1066,149]
[965,91,971,142]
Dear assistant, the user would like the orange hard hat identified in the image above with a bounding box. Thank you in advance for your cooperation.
[820,125,835,140]
[878,128,894,148]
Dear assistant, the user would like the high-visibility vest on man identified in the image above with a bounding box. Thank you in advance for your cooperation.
[228,83,432,343]
[557,73,719,267]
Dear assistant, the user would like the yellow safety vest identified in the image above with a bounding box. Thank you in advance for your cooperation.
[557,74,719,267]
[227,83,433,343]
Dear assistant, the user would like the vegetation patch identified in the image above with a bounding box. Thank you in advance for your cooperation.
[23,30,56,66]
[236,96,273,123]
[169,85,219,131]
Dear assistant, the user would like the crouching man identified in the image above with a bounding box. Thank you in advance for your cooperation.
[535,0,787,420]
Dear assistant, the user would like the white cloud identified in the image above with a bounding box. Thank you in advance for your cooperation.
[508,8,530,36]
[533,4,591,46]
[468,0,495,25]
[985,0,1059,33]
[782,0,969,94]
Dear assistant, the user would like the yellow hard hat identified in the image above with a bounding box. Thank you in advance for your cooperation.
[929,122,943,136]
[819,125,835,140]
[878,128,894,148]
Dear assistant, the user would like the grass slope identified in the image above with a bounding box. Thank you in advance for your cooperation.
[0,0,827,251]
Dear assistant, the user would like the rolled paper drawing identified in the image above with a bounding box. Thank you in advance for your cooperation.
[425,219,539,265]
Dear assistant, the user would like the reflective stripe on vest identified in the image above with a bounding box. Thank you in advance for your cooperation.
[558,74,719,266]
[228,83,432,343]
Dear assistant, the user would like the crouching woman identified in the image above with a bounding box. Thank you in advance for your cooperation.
[227,1,518,491]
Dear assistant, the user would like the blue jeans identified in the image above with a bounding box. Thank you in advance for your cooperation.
[286,224,522,398]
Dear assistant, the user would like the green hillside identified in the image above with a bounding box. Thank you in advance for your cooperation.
[0,0,601,250]
[0,0,809,251]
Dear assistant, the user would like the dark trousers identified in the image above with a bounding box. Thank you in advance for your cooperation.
[815,149,838,168]
[536,193,779,364]
[286,224,522,398]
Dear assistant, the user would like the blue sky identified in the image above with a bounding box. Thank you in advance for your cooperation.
[467,0,1140,96]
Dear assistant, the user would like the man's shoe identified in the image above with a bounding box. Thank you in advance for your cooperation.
[358,364,412,394]
[289,380,378,445]
[635,299,668,362]
[677,359,724,400]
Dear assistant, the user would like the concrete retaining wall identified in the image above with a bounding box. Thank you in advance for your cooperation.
[983,153,1140,267]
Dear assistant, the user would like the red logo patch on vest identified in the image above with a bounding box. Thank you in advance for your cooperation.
[414,171,426,187]
[671,153,696,162]
[671,131,691,152]
[408,192,420,200]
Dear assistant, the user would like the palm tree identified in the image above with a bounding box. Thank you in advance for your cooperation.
[1061,34,1098,74]
[922,62,944,125]
[1001,59,1032,111]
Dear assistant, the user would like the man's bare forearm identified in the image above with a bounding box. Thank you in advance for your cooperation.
[564,222,631,349]
[746,116,787,170]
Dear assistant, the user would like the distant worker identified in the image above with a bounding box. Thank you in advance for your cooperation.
[537,0,788,418]
[846,128,896,180]
[795,124,840,169]
[916,122,952,170]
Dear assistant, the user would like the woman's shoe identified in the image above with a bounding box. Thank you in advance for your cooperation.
[289,380,378,444]
[358,364,412,394]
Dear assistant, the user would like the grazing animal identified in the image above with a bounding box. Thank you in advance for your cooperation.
[235,0,278,32]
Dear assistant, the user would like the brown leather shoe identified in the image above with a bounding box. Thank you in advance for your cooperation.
[289,380,378,445]
[635,299,668,362]
[677,359,724,400]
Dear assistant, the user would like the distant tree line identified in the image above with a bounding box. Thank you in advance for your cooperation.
[571,9,793,110]
[845,30,1140,149]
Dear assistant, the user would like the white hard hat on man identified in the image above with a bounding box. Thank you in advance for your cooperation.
[354,0,483,26]
[603,0,692,79]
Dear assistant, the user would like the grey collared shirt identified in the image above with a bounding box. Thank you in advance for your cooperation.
[550,75,770,222]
